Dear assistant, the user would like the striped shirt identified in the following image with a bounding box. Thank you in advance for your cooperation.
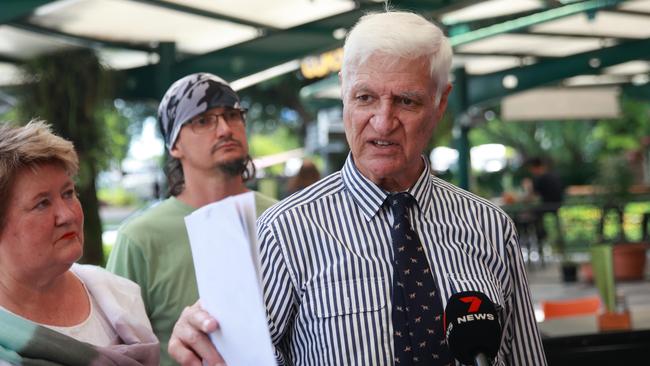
[257,154,547,366]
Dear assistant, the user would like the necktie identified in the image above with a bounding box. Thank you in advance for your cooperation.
[389,192,452,366]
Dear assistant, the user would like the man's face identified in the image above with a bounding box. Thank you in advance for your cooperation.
[170,106,249,175]
[341,54,451,191]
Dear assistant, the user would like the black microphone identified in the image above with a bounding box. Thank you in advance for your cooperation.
[444,291,502,366]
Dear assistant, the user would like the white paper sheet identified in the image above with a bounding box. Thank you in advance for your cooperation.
[185,192,276,366]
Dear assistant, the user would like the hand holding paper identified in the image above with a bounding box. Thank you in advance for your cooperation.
[184,192,276,366]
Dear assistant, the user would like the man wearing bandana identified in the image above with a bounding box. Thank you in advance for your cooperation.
[106,73,276,366]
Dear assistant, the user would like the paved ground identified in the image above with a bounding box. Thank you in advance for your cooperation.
[526,254,650,333]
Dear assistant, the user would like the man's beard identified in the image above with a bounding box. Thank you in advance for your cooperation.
[217,156,247,177]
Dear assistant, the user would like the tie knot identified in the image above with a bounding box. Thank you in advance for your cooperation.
[389,192,415,215]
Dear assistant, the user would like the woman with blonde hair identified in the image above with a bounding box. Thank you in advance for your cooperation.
[0,121,158,365]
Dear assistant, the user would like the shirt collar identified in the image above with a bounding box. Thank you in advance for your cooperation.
[409,156,434,215]
[341,153,433,221]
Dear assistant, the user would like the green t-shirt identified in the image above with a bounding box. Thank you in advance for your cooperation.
[106,192,276,366]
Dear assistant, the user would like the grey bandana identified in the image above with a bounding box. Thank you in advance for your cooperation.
[157,73,241,150]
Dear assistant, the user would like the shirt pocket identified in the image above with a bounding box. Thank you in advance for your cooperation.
[444,273,505,312]
[306,277,387,318]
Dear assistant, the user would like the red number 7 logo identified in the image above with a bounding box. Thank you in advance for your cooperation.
[460,296,482,313]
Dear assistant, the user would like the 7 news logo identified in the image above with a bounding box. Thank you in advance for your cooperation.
[456,296,495,323]
[460,296,482,313]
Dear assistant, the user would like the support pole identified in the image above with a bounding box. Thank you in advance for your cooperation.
[451,67,471,191]
[156,42,176,99]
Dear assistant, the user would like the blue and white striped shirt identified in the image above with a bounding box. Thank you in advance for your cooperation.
[257,155,547,366]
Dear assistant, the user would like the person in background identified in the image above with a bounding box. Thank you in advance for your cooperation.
[286,159,321,195]
[168,11,546,366]
[106,73,276,365]
[523,156,565,244]
[0,121,158,365]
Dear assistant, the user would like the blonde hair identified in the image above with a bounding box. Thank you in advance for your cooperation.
[342,11,453,106]
[0,120,79,231]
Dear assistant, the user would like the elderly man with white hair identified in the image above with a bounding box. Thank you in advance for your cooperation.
[168,10,546,366]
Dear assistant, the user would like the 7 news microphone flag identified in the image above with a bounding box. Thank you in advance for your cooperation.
[444,291,502,366]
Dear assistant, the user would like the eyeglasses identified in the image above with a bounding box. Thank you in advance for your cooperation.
[188,108,246,134]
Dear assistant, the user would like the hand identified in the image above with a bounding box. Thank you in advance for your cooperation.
[168,300,225,366]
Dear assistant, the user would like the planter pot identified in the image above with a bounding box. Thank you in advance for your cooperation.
[581,242,648,282]
[598,311,631,331]
[612,243,648,281]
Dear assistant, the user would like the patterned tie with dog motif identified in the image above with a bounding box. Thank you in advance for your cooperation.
[389,192,452,366]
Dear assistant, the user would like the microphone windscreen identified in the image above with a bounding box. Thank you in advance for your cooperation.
[444,291,501,364]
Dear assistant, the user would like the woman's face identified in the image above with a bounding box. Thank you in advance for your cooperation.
[0,163,84,280]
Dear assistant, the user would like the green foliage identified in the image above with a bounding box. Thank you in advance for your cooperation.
[0,105,19,122]
[472,97,650,253]
[97,105,130,169]
[471,118,601,186]
[557,206,602,252]
[18,50,133,173]
[594,98,650,153]
[542,202,650,256]
[624,202,650,241]
[240,72,313,145]
[249,126,300,175]
[595,155,635,204]
[19,49,108,171]
[236,74,311,178]
[470,96,650,193]
[429,113,454,149]
[250,125,300,156]
[16,49,124,265]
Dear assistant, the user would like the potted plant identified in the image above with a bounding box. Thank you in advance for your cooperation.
[594,155,647,281]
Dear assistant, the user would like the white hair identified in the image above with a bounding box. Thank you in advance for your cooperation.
[342,11,453,106]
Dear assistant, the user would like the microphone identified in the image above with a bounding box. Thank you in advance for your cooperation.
[444,291,502,366]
